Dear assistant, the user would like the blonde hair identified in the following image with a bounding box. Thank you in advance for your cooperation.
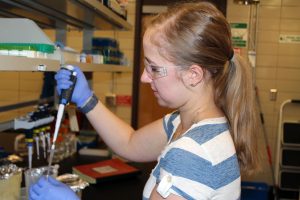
[146,1,260,175]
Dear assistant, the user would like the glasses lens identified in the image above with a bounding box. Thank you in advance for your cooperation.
[144,66,167,80]
[151,66,167,79]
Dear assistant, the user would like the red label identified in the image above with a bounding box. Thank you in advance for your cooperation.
[116,95,132,106]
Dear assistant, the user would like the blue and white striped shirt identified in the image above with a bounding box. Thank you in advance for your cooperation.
[143,112,241,200]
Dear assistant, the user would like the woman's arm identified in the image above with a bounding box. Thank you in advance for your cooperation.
[86,101,168,162]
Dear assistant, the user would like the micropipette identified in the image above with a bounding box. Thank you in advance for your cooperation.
[34,135,40,160]
[25,129,34,169]
[40,130,46,159]
[46,65,77,177]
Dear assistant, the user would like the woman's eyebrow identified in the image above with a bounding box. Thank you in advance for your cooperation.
[144,57,157,65]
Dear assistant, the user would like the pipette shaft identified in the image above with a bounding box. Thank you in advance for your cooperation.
[46,103,65,177]
[46,65,77,178]
[34,136,40,159]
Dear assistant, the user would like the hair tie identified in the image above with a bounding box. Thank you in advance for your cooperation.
[228,49,234,61]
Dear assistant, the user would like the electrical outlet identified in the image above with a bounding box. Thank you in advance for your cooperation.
[105,93,116,107]
[270,89,277,101]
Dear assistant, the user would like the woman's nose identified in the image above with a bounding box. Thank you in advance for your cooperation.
[140,69,152,83]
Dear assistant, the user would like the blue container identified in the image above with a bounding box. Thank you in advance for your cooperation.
[241,181,269,200]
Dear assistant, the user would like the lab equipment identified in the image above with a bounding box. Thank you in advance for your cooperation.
[56,173,89,198]
[25,129,34,169]
[34,135,40,160]
[47,65,77,177]
[25,165,59,198]
[0,18,55,58]
[39,130,47,159]
[0,164,22,200]
[46,132,51,152]
[55,66,92,108]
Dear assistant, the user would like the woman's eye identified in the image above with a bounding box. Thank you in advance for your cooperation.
[151,67,160,73]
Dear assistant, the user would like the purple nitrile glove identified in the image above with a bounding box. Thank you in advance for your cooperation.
[29,176,79,200]
[55,66,92,107]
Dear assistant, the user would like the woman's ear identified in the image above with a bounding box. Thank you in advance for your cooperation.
[188,64,204,87]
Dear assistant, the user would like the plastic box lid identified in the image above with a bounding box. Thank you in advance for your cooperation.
[0,18,55,53]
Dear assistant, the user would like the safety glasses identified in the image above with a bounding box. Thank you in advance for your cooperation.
[144,61,168,80]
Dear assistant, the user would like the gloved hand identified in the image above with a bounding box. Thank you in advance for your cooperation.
[55,66,92,107]
[29,176,79,200]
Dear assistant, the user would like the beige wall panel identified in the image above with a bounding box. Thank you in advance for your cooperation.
[258,19,280,31]
[256,79,276,91]
[279,43,300,56]
[283,0,300,6]
[281,7,300,19]
[93,31,116,38]
[127,14,136,26]
[116,31,135,39]
[277,80,300,92]
[227,5,250,18]
[277,68,300,80]
[93,87,111,100]
[257,42,278,55]
[20,72,43,79]
[0,111,19,122]
[118,38,135,50]
[280,19,300,31]
[259,6,281,19]
[0,91,18,101]
[43,29,56,41]
[0,79,19,90]
[0,72,19,79]
[256,55,278,67]
[115,84,132,94]
[257,30,280,43]
[19,79,43,92]
[93,82,112,93]
[93,72,113,82]
[226,18,249,24]
[257,90,276,104]
[116,107,132,119]
[277,56,300,68]
[256,67,277,79]
[262,114,277,130]
[276,92,300,105]
[19,91,41,101]
[66,31,83,51]
[121,50,134,64]
[260,0,281,6]
[127,2,136,15]
[115,73,132,84]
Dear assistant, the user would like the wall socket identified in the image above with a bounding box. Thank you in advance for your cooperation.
[270,89,277,101]
[105,93,116,107]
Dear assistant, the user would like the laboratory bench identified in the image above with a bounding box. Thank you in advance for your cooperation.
[0,132,155,199]
[18,153,156,200]
[61,155,155,200]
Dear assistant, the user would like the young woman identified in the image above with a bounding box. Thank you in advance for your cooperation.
[30,2,259,200]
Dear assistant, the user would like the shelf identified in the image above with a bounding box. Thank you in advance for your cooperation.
[67,61,132,72]
[0,55,132,72]
[0,55,59,71]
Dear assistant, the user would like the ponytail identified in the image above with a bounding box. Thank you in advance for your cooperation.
[214,54,260,175]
